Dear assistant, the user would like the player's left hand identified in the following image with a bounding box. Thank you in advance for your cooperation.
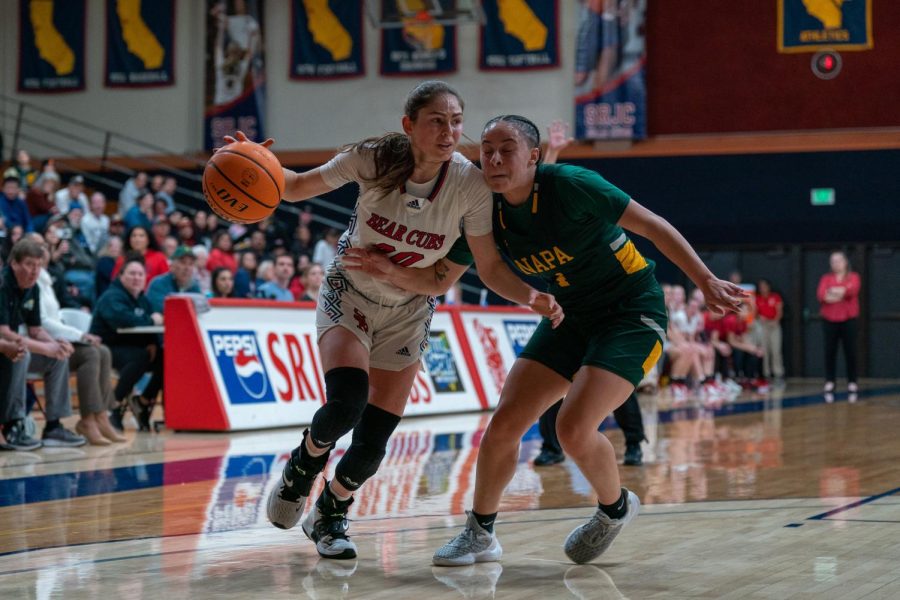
[528,290,564,328]
[701,277,746,315]
[341,247,395,279]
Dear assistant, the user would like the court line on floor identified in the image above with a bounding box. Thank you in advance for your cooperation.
[0,500,840,569]
[804,486,900,521]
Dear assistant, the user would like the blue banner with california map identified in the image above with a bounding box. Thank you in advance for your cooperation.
[778,0,872,53]
[380,0,456,76]
[290,0,364,80]
[18,0,86,93]
[105,0,175,88]
[479,0,558,71]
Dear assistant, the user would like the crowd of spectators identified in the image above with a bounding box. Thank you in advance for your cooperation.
[0,155,336,451]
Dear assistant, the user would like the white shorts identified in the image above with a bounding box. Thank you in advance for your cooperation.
[316,269,436,371]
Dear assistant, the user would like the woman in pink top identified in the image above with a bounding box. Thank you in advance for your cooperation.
[816,251,860,393]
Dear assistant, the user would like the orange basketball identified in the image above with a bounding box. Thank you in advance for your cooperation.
[202,141,285,224]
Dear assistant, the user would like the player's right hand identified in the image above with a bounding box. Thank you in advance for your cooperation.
[528,290,564,328]
[221,130,275,150]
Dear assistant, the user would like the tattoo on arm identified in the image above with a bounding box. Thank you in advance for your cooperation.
[434,259,449,284]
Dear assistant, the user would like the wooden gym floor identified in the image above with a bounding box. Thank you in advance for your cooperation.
[1,380,899,599]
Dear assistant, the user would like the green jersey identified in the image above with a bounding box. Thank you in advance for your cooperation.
[448,163,657,310]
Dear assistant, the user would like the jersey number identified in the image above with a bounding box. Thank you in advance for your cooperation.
[373,243,425,267]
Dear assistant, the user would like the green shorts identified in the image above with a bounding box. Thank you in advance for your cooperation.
[518,287,667,387]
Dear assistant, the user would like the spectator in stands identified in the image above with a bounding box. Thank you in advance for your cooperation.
[291,223,314,259]
[192,210,210,245]
[108,215,126,241]
[150,174,164,195]
[191,245,212,293]
[176,217,195,246]
[43,222,89,309]
[756,278,784,381]
[248,229,268,261]
[206,213,222,235]
[300,262,324,302]
[257,254,294,301]
[156,176,177,214]
[704,309,736,381]
[124,191,154,230]
[161,236,178,259]
[94,235,123,298]
[312,227,340,267]
[167,209,184,227]
[146,246,201,313]
[151,217,171,249]
[0,238,85,449]
[81,192,110,256]
[119,171,148,217]
[725,304,765,387]
[112,225,169,287]
[210,267,235,298]
[3,150,38,191]
[54,175,88,214]
[817,250,860,394]
[153,198,170,220]
[25,175,59,233]
[53,210,97,303]
[257,258,274,283]
[234,251,260,298]
[90,253,164,432]
[1,176,32,233]
[207,230,237,273]
[31,235,125,445]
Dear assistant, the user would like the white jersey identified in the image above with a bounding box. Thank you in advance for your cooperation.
[319,148,492,305]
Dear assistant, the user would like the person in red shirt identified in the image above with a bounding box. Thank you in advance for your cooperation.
[817,251,860,393]
[111,226,169,288]
[206,230,238,274]
[756,279,784,379]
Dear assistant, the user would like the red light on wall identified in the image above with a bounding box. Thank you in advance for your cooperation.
[812,50,842,80]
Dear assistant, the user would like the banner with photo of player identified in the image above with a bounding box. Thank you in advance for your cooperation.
[18,0,86,93]
[574,0,646,141]
[290,0,364,80]
[380,0,457,76]
[778,0,872,53]
[204,0,266,150]
[479,0,558,71]
[105,0,175,88]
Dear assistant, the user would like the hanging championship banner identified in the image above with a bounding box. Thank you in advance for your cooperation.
[380,1,457,76]
[204,0,266,150]
[574,0,646,141]
[18,0,86,93]
[290,0,364,80]
[778,0,872,53]
[105,0,175,88]
[479,0,558,71]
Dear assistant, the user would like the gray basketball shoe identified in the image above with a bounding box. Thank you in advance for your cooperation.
[433,512,503,566]
[564,489,640,564]
[267,432,331,529]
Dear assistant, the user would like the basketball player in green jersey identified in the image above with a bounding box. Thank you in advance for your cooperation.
[343,114,744,565]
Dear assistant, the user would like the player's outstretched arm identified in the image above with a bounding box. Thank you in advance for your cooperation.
[466,232,564,327]
[617,199,746,315]
[222,130,334,203]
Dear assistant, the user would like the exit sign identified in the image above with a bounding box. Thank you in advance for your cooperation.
[811,188,835,206]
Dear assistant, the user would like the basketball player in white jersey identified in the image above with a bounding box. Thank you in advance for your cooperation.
[229,81,562,560]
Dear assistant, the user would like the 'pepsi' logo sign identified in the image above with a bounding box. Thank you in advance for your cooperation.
[208,330,276,404]
[503,320,539,356]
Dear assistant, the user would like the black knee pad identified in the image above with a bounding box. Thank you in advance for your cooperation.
[334,404,401,492]
[309,367,369,447]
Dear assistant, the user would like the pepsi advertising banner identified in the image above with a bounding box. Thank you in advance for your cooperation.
[165,299,484,431]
